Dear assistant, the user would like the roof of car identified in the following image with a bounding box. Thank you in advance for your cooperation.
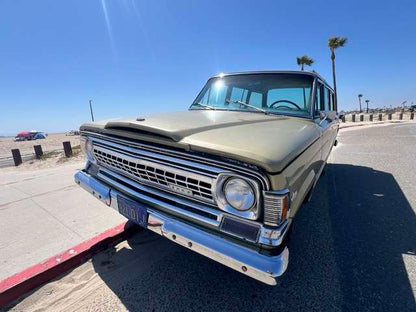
[210,70,333,91]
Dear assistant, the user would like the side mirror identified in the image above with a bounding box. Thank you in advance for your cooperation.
[319,110,337,124]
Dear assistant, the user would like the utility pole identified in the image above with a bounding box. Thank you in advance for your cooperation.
[365,99,370,113]
[358,94,363,113]
[89,100,95,122]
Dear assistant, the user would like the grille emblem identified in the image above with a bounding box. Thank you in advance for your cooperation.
[168,184,193,196]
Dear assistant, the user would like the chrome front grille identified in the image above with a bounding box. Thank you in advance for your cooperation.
[92,145,216,204]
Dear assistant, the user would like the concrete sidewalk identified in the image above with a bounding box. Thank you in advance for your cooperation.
[0,162,125,281]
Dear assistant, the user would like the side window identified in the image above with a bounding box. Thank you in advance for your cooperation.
[230,87,249,103]
[315,85,322,114]
[323,87,330,111]
[248,91,262,107]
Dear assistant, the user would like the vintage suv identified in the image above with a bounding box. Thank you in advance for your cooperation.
[75,71,338,285]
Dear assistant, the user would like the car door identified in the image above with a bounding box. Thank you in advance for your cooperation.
[314,83,336,163]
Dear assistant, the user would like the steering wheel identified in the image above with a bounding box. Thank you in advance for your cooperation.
[269,100,301,110]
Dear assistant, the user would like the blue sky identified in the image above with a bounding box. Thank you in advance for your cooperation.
[1,0,415,135]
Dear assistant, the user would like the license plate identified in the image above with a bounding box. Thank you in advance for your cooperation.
[117,195,148,228]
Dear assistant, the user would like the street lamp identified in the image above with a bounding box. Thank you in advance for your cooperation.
[358,94,363,113]
[365,99,370,113]
[89,100,95,122]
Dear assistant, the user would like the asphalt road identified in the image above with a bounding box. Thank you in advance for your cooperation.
[6,123,416,312]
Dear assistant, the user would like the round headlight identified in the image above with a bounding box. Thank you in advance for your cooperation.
[224,178,255,211]
[81,137,95,162]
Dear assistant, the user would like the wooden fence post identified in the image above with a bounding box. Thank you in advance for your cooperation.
[11,149,22,166]
[34,145,43,159]
[63,141,72,157]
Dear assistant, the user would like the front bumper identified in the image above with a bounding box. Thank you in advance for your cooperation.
[74,170,289,285]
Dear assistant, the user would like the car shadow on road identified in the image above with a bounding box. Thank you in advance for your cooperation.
[92,163,416,312]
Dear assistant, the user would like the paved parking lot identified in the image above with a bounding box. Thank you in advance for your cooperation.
[4,123,416,312]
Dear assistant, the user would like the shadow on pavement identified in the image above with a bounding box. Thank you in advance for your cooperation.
[92,164,416,312]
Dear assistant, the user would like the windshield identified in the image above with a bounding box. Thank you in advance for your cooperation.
[190,73,314,117]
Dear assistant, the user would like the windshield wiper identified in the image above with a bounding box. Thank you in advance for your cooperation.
[191,102,217,110]
[226,100,268,114]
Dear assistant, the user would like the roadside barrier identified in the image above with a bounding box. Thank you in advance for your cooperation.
[34,145,43,159]
[63,141,73,157]
[11,149,22,166]
[3,141,77,168]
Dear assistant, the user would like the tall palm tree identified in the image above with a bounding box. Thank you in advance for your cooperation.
[328,36,347,111]
[296,55,314,107]
[358,94,363,113]
[296,55,314,71]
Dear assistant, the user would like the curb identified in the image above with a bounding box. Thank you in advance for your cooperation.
[0,221,139,307]
[339,120,409,130]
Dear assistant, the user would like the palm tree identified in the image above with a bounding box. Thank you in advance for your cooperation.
[296,55,314,71]
[358,94,363,113]
[365,99,370,113]
[296,55,314,107]
[328,36,347,111]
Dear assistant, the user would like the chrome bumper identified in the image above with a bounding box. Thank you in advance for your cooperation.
[74,170,289,285]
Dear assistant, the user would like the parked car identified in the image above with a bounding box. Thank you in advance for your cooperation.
[75,71,339,285]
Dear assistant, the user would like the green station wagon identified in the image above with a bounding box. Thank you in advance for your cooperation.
[75,71,339,285]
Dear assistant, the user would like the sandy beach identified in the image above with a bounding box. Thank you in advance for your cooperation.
[0,133,80,158]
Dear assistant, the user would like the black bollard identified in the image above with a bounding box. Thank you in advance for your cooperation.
[63,141,72,157]
[11,149,22,166]
[34,145,43,159]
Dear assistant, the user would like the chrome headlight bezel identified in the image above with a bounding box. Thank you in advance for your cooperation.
[80,136,95,163]
[215,173,260,220]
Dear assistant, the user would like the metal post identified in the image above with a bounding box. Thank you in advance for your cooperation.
[11,149,22,166]
[34,145,43,159]
[63,141,72,157]
[89,100,95,122]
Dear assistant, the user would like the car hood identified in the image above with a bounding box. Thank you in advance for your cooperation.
[80,110,320,173]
